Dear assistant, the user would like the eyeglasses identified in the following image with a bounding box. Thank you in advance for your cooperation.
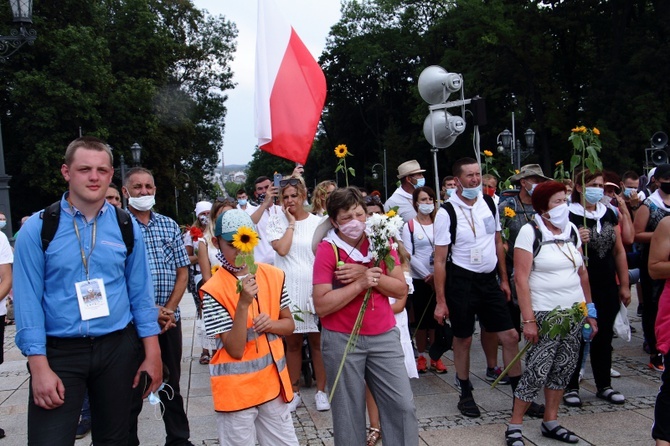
[279,178,301,188]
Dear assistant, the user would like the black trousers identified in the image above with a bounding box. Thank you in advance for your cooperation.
[128,319,192,446]
[27,324,142,446]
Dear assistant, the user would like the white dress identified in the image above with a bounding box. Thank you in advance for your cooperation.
[267,213,322,333]
[390,271,419,379]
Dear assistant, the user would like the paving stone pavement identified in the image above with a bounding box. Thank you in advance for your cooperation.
[0,290,660,445]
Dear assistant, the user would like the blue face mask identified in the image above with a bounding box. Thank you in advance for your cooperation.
[584,187,604,204]
[461,184,482,200]
[623,187,635,198]
[445,188,457,197]
[414,177,426,188]
[238,199,247,206]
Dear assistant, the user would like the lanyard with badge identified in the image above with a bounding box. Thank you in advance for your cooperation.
[71,205,110,320]
[458,205,482,264]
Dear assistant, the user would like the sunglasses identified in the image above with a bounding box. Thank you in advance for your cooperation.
[364,196,382,206]
[279,178,301,188]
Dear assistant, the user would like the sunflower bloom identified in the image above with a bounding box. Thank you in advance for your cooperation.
[232,226,260,253]
[579,301,588,317]
[334,144,348,158]
[504,207,516,218]
[386,209,397,218]
[515,169,520,174]
[555,160,563,166]
[571,126,587,134]
[483,150,493,157]
[211,265,221,276]
[592,127,600,136]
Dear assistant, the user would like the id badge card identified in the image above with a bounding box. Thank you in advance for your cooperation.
[75,278,110,320]
[470,248,482,265]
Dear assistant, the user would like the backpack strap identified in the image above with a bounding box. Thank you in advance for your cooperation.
[529,220,580,260]
[330,242,340,264]
[441,202,457,249]
[408,219,415,255]
[482,194,497,218]
[40,201,62,252]
[40,200,134,257]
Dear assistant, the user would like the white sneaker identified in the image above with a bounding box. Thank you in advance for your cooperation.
[610,368,621,378]
[287,392,302,412]
[315,390,331,411]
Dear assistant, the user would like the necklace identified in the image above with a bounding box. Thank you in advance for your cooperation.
[554,242,577,271]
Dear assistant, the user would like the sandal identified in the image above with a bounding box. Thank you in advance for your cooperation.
[541,423,579,443]
[199,352,210,365]
[596,387,625,404]
[562,390,582,407]
[366,427,381,446]
[457,395,481,418]
[526,401,545,418]
[505,428,525,446]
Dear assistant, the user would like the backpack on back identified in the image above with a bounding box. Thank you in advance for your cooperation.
[40,201,134,255]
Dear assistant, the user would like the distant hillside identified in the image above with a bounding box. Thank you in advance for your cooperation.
[219,164,247,173]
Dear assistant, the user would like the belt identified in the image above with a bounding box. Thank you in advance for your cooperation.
[46,323,133,348]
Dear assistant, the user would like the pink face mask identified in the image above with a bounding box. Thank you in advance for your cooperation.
[337,219,366,239]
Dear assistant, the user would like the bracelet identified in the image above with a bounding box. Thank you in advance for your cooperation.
[522,319,536,324]
[586,302,597,318]
[287,225,295,230]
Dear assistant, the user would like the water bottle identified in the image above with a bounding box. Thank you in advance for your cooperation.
[582,323,593,342]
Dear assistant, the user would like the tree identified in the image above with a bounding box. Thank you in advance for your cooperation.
[0,0,237,225]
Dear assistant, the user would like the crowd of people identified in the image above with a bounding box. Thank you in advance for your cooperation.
[1,135,669,446]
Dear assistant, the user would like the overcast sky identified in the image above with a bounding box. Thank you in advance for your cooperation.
[192,0,342,166]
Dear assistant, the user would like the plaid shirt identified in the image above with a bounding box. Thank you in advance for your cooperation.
[133,211,190,320]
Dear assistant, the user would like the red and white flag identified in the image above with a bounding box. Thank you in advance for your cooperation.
[254,0,327,165]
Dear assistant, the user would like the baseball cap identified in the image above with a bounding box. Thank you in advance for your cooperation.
[214,209,256,241]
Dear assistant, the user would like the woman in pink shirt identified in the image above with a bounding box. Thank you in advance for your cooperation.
[312,187,418,446]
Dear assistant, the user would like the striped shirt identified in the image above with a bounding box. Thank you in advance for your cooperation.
[202,277,290,337]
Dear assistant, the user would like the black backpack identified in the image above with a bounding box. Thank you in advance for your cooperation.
[526,220,579,259]
[40,201,134,255]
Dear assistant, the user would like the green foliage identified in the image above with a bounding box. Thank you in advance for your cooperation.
[0,0,237,226]
[311,0,670,191]
[223,181,241,198]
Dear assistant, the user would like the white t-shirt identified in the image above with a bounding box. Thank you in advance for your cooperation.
[245,204,281,265]
[514,222,585,311]
[0,231,13,316]
[434,194,500,273]
[384,187,416,223]
[401,219,434,280]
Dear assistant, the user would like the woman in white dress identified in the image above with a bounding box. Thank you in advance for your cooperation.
[267,177,330,412]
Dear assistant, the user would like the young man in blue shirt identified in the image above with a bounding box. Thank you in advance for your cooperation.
[13,136,162,444]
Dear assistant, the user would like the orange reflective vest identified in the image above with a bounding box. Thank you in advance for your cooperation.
[199,263,293,412]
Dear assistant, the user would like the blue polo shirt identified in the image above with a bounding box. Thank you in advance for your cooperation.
[14,194,160,356]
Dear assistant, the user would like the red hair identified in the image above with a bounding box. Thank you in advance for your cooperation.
[531,181,567,214]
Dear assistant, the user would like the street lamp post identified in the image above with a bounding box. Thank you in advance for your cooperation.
[371,161,388,201]
[130,142,142,166]
[496,112,535,171]
[0,0,36,241]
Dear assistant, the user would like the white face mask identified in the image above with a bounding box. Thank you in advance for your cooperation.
[337,219,366,239]
[418,203,434,215]
[0,221,6,229]
[198,215,209,225]
[128,195,155,211]
[542,203,569,230]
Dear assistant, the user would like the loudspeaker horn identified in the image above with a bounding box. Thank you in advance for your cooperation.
[423,110,466,148]
[418,66,462,105]
[651,131,668,149]
[652,149,668,166]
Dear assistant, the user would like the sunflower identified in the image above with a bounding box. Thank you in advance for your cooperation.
[211,265,221,275]
[579,301,588,317]
[592,127,600,136]
[334,144,348,158]
[483,150,493,157]
[555,160,563,166]
[504,207,516,218]
[571,125,587,134]
[386,209,397,218]
[232,226,260,253]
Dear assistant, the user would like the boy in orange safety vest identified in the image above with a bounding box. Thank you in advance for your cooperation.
[199,209,298,446]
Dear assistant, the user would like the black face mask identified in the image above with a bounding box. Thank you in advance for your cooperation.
[660,182,670,195]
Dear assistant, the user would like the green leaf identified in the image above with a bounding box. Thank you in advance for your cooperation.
[348,167,356,177]
[384,255,395,272]
[335,164,344,173]
[235,256,245,267]
[569,155,581,173]
[490,167,500,178]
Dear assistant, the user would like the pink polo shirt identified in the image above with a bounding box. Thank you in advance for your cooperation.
[313,239,398,335]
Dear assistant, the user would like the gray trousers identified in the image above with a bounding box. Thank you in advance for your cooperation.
[322,327,419,446]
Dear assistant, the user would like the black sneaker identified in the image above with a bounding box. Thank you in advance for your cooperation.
[650,354,665,372]
[637,304,643,317]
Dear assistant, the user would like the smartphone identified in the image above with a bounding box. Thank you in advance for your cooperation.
[274,173,282,189]
[140,370,152,395]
